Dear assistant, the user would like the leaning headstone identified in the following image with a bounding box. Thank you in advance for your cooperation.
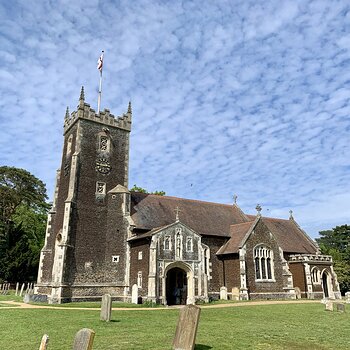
[220,286,228,300]
[132,284,138,304]
[231,287,240,301]
[15,282,19,296]
[100,294,112,322]
[72,328,95,350]
[325,300,333,311]
[173,304,201,350]
[20,283,25,297]
[294,287,301,299]
[336,303,345,313]
[345,292,350,304]
[39,334,49,350]
[26,283,30,294]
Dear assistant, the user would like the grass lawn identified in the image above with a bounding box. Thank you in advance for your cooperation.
[0,302,349,349]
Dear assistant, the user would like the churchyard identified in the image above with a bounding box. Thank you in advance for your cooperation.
[0,293,349,350]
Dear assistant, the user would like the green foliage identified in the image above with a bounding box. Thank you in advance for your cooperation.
[130,184,165,196]
[0,166,49,283]
[316,225,350,294]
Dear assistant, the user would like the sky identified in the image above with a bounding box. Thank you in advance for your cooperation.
[0,0,349,239]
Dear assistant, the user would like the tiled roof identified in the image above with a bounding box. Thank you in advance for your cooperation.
[130,192,317,254]
[130,192,249,237]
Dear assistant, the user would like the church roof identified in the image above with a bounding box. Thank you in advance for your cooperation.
[216,217,317,255]
[130,192,249,237]
[130,192,317,254]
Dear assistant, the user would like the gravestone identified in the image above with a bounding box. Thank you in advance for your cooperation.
[173,304,201,350]
[15,282,19,296]
[325,300,333,311]
[231,287,240,301]
[39,334,49,350]
[132,284,138,304]
[345,292,350,304]
[19,283,25,297]
[72,328,95,350]
[220,286,227,300]
[294,287,301,299]
[336,303,345,313]
[100,294,112,322]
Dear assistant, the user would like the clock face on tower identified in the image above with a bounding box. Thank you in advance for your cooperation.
[96,158,111,174]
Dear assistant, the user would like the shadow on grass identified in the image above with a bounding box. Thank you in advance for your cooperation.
[195,344,212,350]
[108,319,121,323]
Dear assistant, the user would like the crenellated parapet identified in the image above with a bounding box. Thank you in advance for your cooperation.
[63,87,132,134]
[289,254,333,263]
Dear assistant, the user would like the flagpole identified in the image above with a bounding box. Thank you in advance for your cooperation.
[97,50,104,115]
[97,68,102,114]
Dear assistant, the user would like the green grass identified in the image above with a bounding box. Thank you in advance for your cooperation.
[0,303,349,349]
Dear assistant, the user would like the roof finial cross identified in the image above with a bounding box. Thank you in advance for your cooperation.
[256,204,262,216]
[289,210,294,220]
[233,194,238,204]
[174,206,182,222]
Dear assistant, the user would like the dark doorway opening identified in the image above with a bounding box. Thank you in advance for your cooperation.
[166,267,188,305]
[322,273,329,298]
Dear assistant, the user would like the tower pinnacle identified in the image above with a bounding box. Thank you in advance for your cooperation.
[65,106,70,119]
[127,101,132,115]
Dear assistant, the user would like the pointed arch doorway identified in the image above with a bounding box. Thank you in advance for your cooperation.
[322,271,330,298]
[166,267,187,305]
[163,262,194,305]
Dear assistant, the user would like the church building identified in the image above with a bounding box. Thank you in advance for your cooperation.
[36,88,341,304]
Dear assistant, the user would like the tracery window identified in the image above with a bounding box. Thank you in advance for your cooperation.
[164,236,171,250]
[311,267,320,284]
[66,134,73,156]
[96,182,106,195]
[98,134,110,152]
[254,246,274,281]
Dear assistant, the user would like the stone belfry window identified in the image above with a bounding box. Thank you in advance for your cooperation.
[66,134,73,156]
[99,134,110,152]
[254,245,274,281]
[96,182,106,195]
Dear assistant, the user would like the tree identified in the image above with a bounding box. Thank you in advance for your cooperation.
[316,225,350,294]
[130,184,166,196]
[0,166,49,282]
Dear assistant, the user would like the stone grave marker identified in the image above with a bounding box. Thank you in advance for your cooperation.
[39,334,49,350]
[294,287,301,299]
[100,294,112,322]
[132,284,138,304]
[19,283,25,297]
[345,292,350,304]
[15,282,19,296]
[231,287,240,301]
[72,328,95,350]
[336,303,345,313]
[325,300,333,311]
[220,286,227,300]
[173,304,201,350]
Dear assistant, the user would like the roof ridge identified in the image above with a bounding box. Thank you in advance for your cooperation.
[131,192,237,207]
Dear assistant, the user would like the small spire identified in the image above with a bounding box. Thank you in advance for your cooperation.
[233,194,238,205]
[289,210,294,220]
[127,101,132,115]
[256,204,262,216]
[65,106,70,119]
[79,86,85,101]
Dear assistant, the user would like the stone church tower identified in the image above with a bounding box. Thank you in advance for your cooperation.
[36,88,133,303]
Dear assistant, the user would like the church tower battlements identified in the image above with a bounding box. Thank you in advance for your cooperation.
[36,88,133,303]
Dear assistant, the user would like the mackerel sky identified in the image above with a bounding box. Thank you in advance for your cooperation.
[1,0,349,238]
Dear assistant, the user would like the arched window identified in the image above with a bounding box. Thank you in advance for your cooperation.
[254,246,274,281]
[164,236,171,250]
[186,237,193,252]
[99,134,110,152]
[311,267,320,284]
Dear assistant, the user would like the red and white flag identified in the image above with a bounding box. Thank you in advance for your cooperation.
[97,51,104,72]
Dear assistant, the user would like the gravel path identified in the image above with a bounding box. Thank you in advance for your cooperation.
[0,299,320,310]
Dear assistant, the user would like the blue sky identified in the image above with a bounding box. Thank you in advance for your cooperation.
[0,0,349,238]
